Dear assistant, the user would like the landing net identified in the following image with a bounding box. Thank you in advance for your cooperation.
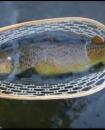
[0,17,105,100]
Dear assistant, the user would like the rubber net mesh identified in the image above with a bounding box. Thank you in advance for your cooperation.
[0,18,105,98]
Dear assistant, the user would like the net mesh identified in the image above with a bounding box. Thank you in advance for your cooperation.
[0,17,105,99]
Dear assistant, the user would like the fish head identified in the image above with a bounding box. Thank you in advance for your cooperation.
[87,36,105,64]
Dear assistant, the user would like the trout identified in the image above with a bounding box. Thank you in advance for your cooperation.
[1,35,104,76]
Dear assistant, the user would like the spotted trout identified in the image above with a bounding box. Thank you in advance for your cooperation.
[0,34,105,76]
[17,35,105,75]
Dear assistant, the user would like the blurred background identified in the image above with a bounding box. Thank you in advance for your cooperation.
[0,1,105,128]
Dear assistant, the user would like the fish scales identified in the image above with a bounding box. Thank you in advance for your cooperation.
[19,41,90,75]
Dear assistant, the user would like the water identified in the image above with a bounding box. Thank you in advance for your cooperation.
[0,1,105,128]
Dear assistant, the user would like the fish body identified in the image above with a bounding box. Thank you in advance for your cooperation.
[0,35,105,76]
[16,36,105,76]
[19,41,89,75]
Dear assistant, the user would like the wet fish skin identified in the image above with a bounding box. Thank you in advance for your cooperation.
[18,41,88,75]
[0,35,105,76]
[18,36,105,76]
[0,50,13,75]
[86,36,105,65]
[17,41,93,75]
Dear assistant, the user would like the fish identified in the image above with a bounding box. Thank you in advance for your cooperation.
[0,34,105,77]
[17,35,105,76]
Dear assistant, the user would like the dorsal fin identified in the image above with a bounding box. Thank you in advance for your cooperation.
[91,35,104,45]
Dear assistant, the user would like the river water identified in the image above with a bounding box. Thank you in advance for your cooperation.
[0,1,105,128]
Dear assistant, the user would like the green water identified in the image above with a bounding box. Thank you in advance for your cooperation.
[0,99,76,128]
